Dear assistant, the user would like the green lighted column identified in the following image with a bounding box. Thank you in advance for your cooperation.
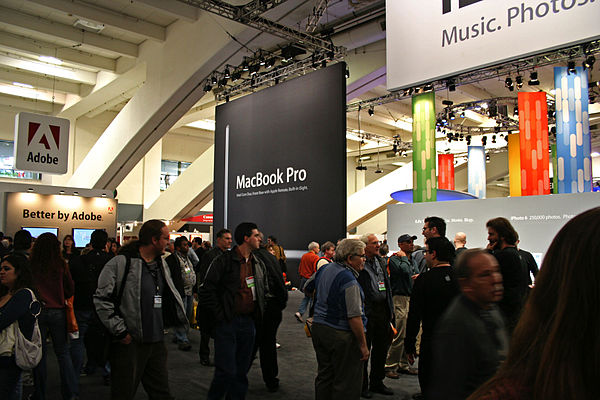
[412,92,437,202]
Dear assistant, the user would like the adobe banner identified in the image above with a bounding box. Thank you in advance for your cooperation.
[386,0,600,90]
[213,63,347,250]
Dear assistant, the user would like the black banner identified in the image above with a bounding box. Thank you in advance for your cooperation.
[213,63,347,250]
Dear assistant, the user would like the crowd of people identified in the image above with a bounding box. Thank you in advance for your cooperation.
[0,207,598,400]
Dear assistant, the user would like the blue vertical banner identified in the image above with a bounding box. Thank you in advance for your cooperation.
[554,66,592,193]
[468,146,486,199]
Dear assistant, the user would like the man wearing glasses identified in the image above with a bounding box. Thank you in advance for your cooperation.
[358,234,395,398]
[413,216,447,274]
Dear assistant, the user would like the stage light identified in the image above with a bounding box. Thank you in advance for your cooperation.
[568,61,576,74]
[375,168,383,174]
[486,154,491,163]
[482,136,487,146]
[249,64,260,75]
[447,78,456,92]
[492,135,497,143]
[211,75,217,85]
[345,69,350,78]
[231,71,241,81]
[583,55,595,70]
[449,112,455,120]
[460,111,465,118]
[219,78,228,87]
[424,83,433,91]
[203,83,212,92]
[224,68,231,78]
[368,107,374,116]
[528,71,539,85]
[242,61,249,71]
[515,75,523,89]
[505,77,514,91]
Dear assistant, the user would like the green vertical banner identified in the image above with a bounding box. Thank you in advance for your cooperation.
[412,92,437,202]
[551,143,558,194]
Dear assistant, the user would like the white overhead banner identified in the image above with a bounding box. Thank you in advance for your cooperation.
[386,0,600,91]
[14,112,70,174]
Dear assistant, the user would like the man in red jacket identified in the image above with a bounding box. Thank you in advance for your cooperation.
[294,241,320,322]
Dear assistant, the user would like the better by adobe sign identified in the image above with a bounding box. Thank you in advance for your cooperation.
[14,112,70,174]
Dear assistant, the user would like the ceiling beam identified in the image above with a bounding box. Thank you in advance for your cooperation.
[0,53,97,85]
[0,68,84,94]
[0,6,138,58]
[134,0,199,23]
[0,95,55,113]
[0,33,116,71]
[27,0,166,42]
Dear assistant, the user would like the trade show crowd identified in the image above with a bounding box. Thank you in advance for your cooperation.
[1,208,598,400]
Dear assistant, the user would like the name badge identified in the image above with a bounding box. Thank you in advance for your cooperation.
[246,276,256,299]
[154,295,162,309]
[378,281,386,291]
[184,265,191,274]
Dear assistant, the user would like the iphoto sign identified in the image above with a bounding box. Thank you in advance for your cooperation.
[386,0,600,91]
[14,112,70,174]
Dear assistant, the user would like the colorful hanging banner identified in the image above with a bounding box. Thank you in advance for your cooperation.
[508,133,522,197]
[518,92,550,196]
[468,146,486,199]
[554,66,592,193]
[437,154,455,190]
[412,92,437,202]
[551,143,558,194]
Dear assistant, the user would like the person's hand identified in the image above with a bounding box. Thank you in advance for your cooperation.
[407,352,415,365]
[359,344,370,361]
[120,333,132,345]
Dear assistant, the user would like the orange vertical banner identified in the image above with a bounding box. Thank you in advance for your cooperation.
[437,154,455,190]
[518,92,550,196]
[508,133,521,197]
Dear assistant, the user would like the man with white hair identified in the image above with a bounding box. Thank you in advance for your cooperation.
[454,232,467,257]
[295,241,320,322]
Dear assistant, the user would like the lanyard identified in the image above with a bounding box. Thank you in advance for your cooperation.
[143,259,161,294]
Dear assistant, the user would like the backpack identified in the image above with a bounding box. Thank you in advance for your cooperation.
[14,288,42,370]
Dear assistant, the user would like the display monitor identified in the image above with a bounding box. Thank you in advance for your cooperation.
[72,228,98,247]
[21,227,58,238]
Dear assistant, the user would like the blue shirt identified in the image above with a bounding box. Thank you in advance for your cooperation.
[311,262,367,331]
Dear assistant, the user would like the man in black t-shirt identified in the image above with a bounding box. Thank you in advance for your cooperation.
[486,217,529,334]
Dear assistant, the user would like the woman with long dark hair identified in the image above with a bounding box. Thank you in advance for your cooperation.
[31,233,79,400]
[61,235,80,264]
[0,255,40,399]
[469,207,600,400]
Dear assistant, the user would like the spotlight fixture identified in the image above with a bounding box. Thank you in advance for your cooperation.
[203,83,213,92]
[224,68,231,78]
[492,135,497,143]
[528,71,539,85]
[505,77,514,91]
[248,63,260,75]
[514,107,519,117]
[231,70,241,81]
[218,78,228,87]
[356,165,367,171]
[482,136,487,146]
[447,78,456,92]
[27,188,34,192]
[424,83,434,91]
[515,75,523,89]
[210,75,217,85]
[392,143,398,153]
[368,107,374,116]
[568,60,576,74]
[460,111,465,118]
[345,69,350,79]
[486,154,491,163]
[242,61,249,72]
[449,112,456,120]
[583,55,595,70]
[442,100,454,106]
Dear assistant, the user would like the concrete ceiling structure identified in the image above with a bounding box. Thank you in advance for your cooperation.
[0,0,598,224]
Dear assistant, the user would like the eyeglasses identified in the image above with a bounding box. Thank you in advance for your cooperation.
[353,254,367,259]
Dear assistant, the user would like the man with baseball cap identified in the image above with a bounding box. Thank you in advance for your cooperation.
[384,234,420,378]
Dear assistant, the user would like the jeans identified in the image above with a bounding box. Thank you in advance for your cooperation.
[297,277,311,316]
[33,308,79,400]
[0,360,22,400]
[208,315,255,400]
[174,295,193,343]
[70,309,93,376]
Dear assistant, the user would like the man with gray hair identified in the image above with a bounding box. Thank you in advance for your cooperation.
[358,234,394,397]
[295,241,320,322]
[453,232,467,258]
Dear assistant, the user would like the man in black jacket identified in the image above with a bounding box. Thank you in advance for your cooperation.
[196,228,232,365]
[70,230,112,380]
[197,222,267,400]
[251,233,288,392]
[358,233,395,398]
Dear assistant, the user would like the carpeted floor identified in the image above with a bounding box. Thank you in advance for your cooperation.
[39,290,420,399]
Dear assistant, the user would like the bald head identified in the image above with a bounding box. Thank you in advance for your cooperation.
[454,232,467,249]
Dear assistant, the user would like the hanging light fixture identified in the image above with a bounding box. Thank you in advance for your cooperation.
[375,140,383,173]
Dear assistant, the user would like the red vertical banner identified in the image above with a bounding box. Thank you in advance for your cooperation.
[518,92,550,196]
[437,154,455,190]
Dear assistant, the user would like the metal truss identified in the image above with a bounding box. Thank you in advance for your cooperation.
[214,51,345,100]
[347,40,600,112]
[306,0,329,33]
[176,0,341,53]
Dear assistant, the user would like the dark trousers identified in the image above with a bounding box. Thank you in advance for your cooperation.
[199,332,211,360]
[109,341,173,400]
[252,305,282,388]
[0,360,21,400]
[70,309,93,376]
[33,308,79,400]
[363,305,392,391]
[419,339,432,399]
[311,323,363,400]
[208,315,255,400]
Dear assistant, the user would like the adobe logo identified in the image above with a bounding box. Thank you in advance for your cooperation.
[27,122,61,150]
[443,0,484,14]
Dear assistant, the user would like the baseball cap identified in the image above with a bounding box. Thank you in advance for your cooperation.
[398,234,417,243]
